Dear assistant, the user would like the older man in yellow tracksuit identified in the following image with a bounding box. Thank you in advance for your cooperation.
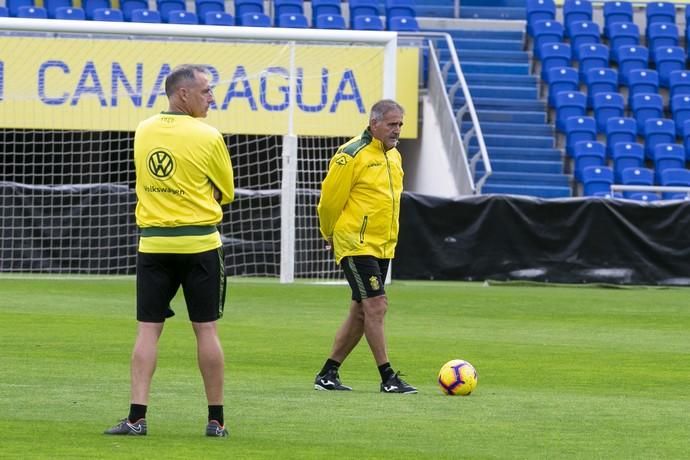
[314,99,417,394]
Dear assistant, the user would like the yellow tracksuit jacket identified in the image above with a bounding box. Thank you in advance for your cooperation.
[317,128,404,264]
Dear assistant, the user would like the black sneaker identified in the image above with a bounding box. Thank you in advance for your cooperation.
[314,368,352,391]
[206,420,229,438]
[381,371,417,394]
[104,418,147,435]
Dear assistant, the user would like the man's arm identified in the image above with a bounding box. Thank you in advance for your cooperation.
[317,153,354,241]
[207,135,235,205]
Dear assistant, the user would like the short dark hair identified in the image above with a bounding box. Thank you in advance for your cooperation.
[165,65,208,97]
[370,99,404,122]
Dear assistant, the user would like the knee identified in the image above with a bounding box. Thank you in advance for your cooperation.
[363,296,388,319]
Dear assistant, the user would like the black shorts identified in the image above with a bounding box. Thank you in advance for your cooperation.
[341,255,389,302]
[136,247,226,323]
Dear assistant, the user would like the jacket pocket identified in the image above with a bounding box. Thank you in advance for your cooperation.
[359,216,368,243]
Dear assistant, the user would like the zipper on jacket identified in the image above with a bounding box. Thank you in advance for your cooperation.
[384,153,395,253]
[359,215,368,243]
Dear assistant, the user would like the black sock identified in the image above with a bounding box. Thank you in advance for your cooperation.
[208,405,224,426]
[319,358,341,376]
[378,363,395,382]
[128,404,147,422]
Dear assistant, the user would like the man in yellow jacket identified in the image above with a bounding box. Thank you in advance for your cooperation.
[314,99,417,394]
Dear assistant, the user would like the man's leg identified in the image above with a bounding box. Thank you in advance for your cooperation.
[329,300,365,363]
[131,321,165,404]
[192,321,224,405]
[361,295,389,366]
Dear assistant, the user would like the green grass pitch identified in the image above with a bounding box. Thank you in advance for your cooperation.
[1,277,689,458]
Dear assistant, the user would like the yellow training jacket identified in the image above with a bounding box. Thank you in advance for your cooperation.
[318,128,404,263]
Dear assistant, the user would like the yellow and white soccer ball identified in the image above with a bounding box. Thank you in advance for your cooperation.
[438,359,478,396]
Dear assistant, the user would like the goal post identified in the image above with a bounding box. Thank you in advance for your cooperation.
[0,18,415,280]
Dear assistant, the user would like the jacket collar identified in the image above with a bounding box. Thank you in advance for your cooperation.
[362,127,387,152]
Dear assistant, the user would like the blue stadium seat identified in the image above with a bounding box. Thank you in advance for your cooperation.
[157,0,185,22]
[659,168,690,199]
[592,92,625,133]
[683,120,690,161]
[647,22,679,60]
[532,20,565,59]
[234,0,263,18]
[241,12,270,26]
[606,117,637,158]
[55,5,84,19]
[671,95,690,137]
[7,0,33,17]
[275,0,303,16]
[655,47,686,88]
[644,118,676,159]
[646,2,675,30]
[168,9,197,23]
[131,8,160,22]
[385,0,414,30]
[626,69,659,106]
[349,0,379,19]
[547,67,578,108]
[389,16,418,32]
[584,68,618,108]
[565,116,597,157]
[44,0,71,18]
[654,143,685,183]
[196,0,224,22]
[554,90,586,132]
[120,0,146,21]
[620,167,653,198]
[669,70,690,99]
[612,142,644,182]
[312,0,341,24]
[540,43,571,81]
[628,192,660,202]
[315,13,346,29]
[603,1,633,37]
[575,43,609,81]
[527,0,556,36]
[573,140,606,181]
[616,46,649,85]
[205,11,233,25]
[353,14,384,31]
[607,22,640,62]
[277,12,308,28]
[82,0,109,19]
[0,6,7,16]
[581,165,614,195]
[567,20,600,51]
[17,5,47,17]
[563,0,592,32]
[92,7,123,21]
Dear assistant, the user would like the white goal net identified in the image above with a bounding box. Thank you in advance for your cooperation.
[0,19,401,281]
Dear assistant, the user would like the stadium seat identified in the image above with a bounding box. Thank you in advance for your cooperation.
[17,5,47,17]
[563,0,592,32]
[647,23,679,59]
[605,117,637,158]
[349,0,379,20]
[565,116,597,157]
[196,0,224,23]
[547,67,578,108]
[607,22,640,62]
[131,8,160,22]
[671,95,690,137]
[44,0,71,18]
[81,0,109,19]
[646,2,675,30]
[669,70,690,99]
[612,142,644,182]
[581,165,614,195]
[644,118,676,159]
[532,20,564,58]
[539,43,571,81]
[573,140,606,181]
[54,5,84,19]
[277,13,308,28]
[312,0,341,24]
[655,47,686,88]
[567,21,600,51]
[659,168,690,199]
[315,13,346,29]
[385,0,414,30]
[654,143,685,183]
[592,92,625,133]
[603,1,633,37]
[628,192,660,202]
[626,69,659,106]
[168,10,197,24]
[7,0,33,17]
[0,6,7,16]
[554,90,586,132]
[92,7,123,21]
[353,14,384,31]
[275,0,304,17]
[575,43,609,81]
[584,68,618,108]
[234,0,263,19]
[620,167,654,198]
[241,12,270,26]
[388,16,418,32]
[527,0,556,36]
[205,11,233,25]
[683,120,690,160]
[616,46,649,85]
[120,0,146,21]
[157,0,185,22]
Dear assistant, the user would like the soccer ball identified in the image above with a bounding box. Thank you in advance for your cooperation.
[438,359,478,396]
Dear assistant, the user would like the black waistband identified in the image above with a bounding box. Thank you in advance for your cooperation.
[140,225,217,237]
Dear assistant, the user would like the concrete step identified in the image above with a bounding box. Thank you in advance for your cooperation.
[477,110,546,124]
[467,85,538,100]
[456,97,546,112]
[480,183,572,198]
[485,146,563,162]
[463,121,554,136]
[477,159,564,174]
[463,73,538,88]
[484,171,571,186]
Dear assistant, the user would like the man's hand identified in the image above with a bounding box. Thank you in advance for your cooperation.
[213,186,221,202]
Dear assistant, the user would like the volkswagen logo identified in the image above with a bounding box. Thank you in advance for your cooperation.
[146,149,176,180]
